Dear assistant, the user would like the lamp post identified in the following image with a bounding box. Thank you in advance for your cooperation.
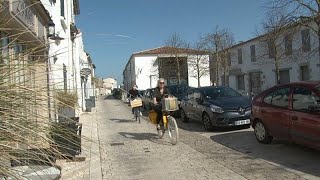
[48,19,55,38]
[46,19,55,121]
[47,19,66,121]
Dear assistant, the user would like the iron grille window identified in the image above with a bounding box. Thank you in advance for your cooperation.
[237,48,242,64]
[284,35,293,56]
[237,75,245,90]
[301,29,311,52]
[300,65,310,81]
[250,45,256,62]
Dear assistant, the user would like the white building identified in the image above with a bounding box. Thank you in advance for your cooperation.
[219,22,320,95]
[42,0,96,112]
[123,46,211,91]
[103,78,117,95]
[41,0,80,91]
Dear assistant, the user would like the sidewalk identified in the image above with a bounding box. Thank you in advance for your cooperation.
[57,106,103,180]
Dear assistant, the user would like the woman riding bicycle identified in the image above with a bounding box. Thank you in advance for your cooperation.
[128,84,141,118]
[152,78,170,130]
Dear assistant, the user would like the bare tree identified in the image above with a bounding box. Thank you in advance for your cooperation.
[165,33,189,85]
[268,0,320,61]
[189,41,210,87]
[259,11,298,84]
[202,27,235,85]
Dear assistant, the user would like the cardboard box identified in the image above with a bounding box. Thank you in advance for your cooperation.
[162,97,179,111]
[130,98,143,108]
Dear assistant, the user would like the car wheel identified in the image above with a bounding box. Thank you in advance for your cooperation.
[202,113,214,131]
[254,120,273,144]
[180,109,189,123]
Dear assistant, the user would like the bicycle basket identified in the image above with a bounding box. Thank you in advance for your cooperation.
[131,98,143,108]
[161,97,179,111]
[148,110,157,124]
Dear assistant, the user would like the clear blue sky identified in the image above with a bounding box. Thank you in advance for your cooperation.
[76,0,266,83]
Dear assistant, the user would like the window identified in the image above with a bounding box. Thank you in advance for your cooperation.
[263,88,290,108]
[300,65,310,81]
[301,29,311,52]
[227,52,231,66]
[60,0,65,17]
[284,35,293,55]
[264,92,273,104]
[187,90,194,100]
[293,87,319,112]
[278,69,290,84]
[63,64,67,91]
[194,90,201,100]
[145,91,150,98]
[268,40,276,58]
[237,75,245,90]
[237,48,242,64]
[250,45,256,62]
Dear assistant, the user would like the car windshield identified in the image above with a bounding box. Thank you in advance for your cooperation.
[203,87,241,99]
[167,86,188,96]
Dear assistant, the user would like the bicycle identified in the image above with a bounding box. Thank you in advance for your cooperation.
[149,97,179,145]
[131,98,143,123]
[133,106,141,123]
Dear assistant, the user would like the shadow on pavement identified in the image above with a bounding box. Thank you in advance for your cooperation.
[103,96,114,100]
[118,132,172,146]
[109,118,136,123]
[211,131,320,177]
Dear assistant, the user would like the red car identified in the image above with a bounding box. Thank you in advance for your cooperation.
[251,81,320,150]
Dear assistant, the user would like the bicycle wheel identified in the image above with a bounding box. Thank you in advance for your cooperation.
[137,108,141,124]
[157,121,165,138]
[168,116,179,145]
[134,108,138,121]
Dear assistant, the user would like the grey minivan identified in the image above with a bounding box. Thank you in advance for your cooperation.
[180,86,251,130]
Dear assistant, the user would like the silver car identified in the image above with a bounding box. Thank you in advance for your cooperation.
[180,86,252,131]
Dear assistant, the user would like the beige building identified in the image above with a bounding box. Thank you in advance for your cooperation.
[0,0,52,148]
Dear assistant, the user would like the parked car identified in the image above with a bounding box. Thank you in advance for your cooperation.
[141,88,155,109]
[139,90,146,97]
[180,86,252,130]
[141,85,189,112]
[166,85,191,102]
[251,81,320,150]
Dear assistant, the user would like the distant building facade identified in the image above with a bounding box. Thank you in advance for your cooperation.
[123,46,211,91]
[216,22,320,95]
[103,78,117,95]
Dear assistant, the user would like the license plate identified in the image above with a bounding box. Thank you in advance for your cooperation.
[235,119,250,125]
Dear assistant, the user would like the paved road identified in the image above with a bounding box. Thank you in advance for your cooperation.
[93,97,320,180]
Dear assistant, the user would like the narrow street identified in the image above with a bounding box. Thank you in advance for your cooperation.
[61,97,320,180]
[99,97,320,180]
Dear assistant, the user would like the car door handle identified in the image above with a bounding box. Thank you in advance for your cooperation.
[292,116,298,121]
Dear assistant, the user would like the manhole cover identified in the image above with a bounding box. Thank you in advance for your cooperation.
[110,142,125,146]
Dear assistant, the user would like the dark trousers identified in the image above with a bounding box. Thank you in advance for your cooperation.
[153,104,163,125]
